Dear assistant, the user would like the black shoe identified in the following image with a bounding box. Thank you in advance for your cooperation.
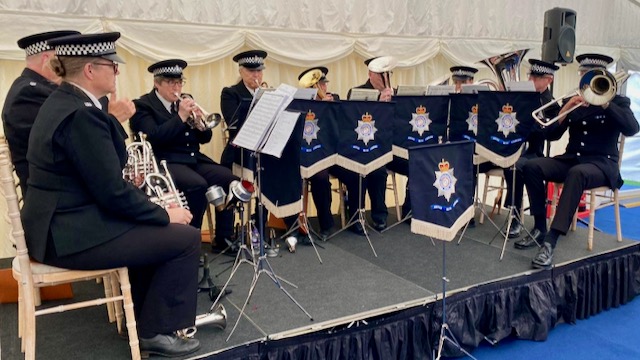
[507,220,523,239]
[514,228,545,249]
[349,222,365,236]
[372,221,387,232]
[468,218,476,228]
[532,242,554,269]
[319,228,332,241]
[140,334,200,358]
[211,238,239,257]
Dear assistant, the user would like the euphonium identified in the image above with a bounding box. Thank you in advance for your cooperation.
[298,68,327,99]
[175,92,223,131]
[477,49,529,91]
[122,132,188,209]
[532,69,629,127]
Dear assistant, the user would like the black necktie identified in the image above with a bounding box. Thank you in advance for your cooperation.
[170,102,178,115]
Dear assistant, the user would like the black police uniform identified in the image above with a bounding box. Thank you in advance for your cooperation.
[23,81,200,335]
[2,69,57,195]
[502,88,560,211]
[523,94,639,235]
[220,80,253,169]
[130,89,238,240]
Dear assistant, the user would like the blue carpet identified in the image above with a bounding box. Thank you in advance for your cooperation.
[469,185,640,359]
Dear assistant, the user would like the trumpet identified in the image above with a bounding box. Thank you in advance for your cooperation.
[174,92,223,131]
[532,69,629,127]
[123,132,188,209]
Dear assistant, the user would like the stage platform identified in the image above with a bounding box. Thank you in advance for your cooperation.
[2,208,640,360]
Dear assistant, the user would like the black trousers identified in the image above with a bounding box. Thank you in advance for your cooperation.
[167,162,239,239]
[386,157,411,217]
[44,224,201,336]
[330,166,388,224]
[307,169,335,232]
[523,157,608,234]
[502,153,539,211]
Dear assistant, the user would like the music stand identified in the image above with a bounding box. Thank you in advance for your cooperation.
[458,91,539,260]
[407,141,475,360]
[326,100,395,257]
[224,89,314,341]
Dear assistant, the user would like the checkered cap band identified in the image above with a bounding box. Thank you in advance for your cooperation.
[238,55,264,66]
[55,41,116,57]
[451,69,475,78]
[152,65,183,76]
[579,58,608,68]
[24,41,51,56]
[530,63,555,75]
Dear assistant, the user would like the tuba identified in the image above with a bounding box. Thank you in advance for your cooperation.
[122,132,188,209]
[532,69,629,127]
[477,49,529,91]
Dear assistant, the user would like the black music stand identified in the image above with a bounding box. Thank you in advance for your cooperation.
[222,94,314,341]
[407,141,476,360]
[226,151,313,341]
[457,91,538,260]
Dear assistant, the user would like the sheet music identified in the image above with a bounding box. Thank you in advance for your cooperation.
[232,92,286,151]
[461,84,490,94]
[505,81,536,92]
[294,88,318,100]
[348,88,380,101]
[396,85,428,96]
[426,85,455,95]
[260,110,301,158]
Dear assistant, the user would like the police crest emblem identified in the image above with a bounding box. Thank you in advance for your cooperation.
[433,158,457,202]
[466,103,479,136]
[355,112,377,145]
[409,105,432,136]
[495,103,519,137]
[302,110,320,145]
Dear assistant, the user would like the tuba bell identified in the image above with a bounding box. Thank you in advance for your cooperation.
[477,49,529,91]
[532,69,629,127]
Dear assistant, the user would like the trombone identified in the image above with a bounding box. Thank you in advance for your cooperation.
[531,69,629,127]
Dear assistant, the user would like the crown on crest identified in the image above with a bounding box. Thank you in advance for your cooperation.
[305,110,316,121]
[502,103,513,113]
[361,112,373,122]
[416,105,427,114]
[471,104,478,114]
[438,159,450,172]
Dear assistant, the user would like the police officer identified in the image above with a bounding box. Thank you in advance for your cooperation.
[2,30,136,196]
[129,59,239,253]
[220,50,268,169]
[22,32,201,357]
[508,59,560,240]
[450,66,478,93]
[522,53,639,269]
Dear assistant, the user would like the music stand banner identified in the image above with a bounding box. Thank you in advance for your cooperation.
[448,94,479,143]
[392,95,449,159]
[260,112,305,218]
[335,101,394,175]
[287,99,340,179]
[475,91,540,168]
[409,141,474,241]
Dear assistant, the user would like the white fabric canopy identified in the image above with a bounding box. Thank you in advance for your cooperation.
[1,0,640,257]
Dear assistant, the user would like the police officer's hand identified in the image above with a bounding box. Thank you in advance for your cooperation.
[379,88,393,102]
[167,207,193,225]
[108,90,136,123]
[178,97,196,122]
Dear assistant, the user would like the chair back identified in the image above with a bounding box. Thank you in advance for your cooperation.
[0,138,34,288]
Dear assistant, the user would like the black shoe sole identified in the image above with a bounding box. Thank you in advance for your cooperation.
[514,242,539,250]
[531,261,552,270]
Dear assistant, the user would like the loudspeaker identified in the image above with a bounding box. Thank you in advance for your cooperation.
[541,8,577,64]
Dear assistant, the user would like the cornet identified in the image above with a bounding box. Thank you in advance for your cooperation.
[532,69,629,127]
[174,92,223,131]
[123,132,188,209]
